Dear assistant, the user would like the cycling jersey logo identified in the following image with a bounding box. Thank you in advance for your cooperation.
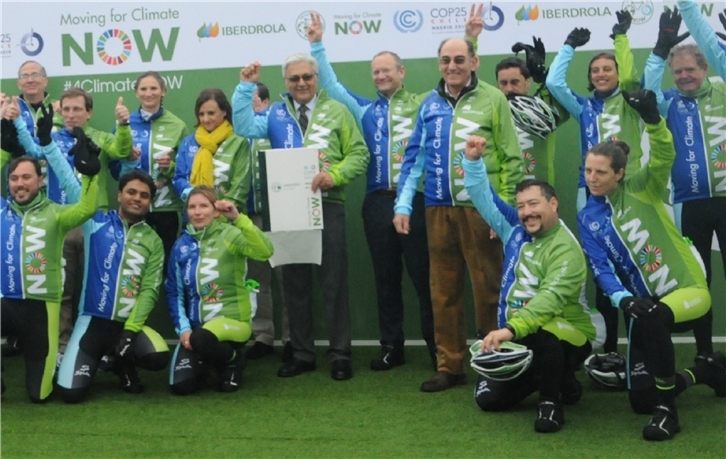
[392,140,408,162]
[453,151,466,177]
[522,151,536,174]
[711,144,726,169]
[25,252,47,274]
[121,276,140,297]
[638,244,663,272]
[202,283,223,303]
[318,151,331,171]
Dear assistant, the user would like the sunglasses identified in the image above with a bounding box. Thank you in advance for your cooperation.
[286,73,316,83]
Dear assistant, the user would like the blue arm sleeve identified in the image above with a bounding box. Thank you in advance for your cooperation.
[172,135,194,203]
[116,159,141,181]
[165,243,192,335]
[231,81,270,139]
[678,0,726,80]
[42,140,81,203]
[311,41,370,127]
[577,214,632,307]
[546,45,585,119]
[394,106,426,216]
[643,53,672,117]
[462,157,517,242]
[13,117,44,158]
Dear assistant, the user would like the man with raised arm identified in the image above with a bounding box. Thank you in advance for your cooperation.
[393,35,524,392]
[232,53,368,381]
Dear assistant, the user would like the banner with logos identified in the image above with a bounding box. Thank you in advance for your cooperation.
[2,1,724,78]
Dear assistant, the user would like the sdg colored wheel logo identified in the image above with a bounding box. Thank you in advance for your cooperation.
[97,29,132,66]
[21,29,43,56]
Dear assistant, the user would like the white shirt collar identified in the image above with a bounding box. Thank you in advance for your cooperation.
[293,94,317,115]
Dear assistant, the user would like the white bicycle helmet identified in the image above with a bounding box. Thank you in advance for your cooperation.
[469,341,533,381]
[584,352,627,390]
[507,93,560,140]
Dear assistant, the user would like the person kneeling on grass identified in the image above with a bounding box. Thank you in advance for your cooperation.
[578,89,726,441]
[167,186,274,394]
[35,127,170,402]
[462,135,606,433]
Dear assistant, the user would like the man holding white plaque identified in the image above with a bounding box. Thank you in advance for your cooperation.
[232,53,368,381]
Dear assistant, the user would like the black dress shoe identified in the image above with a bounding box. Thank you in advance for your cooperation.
[331,360,352,381]
[277,359,316,378]
[246,342,274,360]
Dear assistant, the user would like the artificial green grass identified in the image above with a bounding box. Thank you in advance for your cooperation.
[2,344,725,458]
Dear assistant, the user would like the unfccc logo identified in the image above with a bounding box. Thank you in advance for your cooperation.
[482,4,505,31]
[393,10,423,33]
[296,11,325,39]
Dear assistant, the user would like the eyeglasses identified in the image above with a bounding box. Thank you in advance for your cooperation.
[286,73,316,83]
[438,56,469,65]
[19,72,45,80]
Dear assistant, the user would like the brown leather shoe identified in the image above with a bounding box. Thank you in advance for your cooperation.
[420,371,467,392]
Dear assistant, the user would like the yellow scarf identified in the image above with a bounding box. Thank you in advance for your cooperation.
[190,120,234,187]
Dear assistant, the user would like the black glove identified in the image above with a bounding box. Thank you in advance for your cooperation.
[69,126,102,177]
[611,9,633,39]
[718,9,726,41]
[623,89,660,124]
[565,28,591,49]
[36,104,54,147]
[653,7,690,59]
[115,330,137,359]
[1,119,26,158]
[619,297,657,320]
[512,36,547,84]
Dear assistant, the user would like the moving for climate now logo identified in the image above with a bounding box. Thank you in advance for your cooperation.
[61,27,179,66]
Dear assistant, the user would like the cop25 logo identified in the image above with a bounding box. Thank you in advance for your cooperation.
[61,28,179,66]
[393,10,423,33]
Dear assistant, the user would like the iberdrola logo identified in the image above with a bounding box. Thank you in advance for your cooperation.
[198,23,220,40]
[515,5,540,23]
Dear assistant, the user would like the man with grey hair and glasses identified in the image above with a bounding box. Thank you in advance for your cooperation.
[643,1,726,364]
[15,61,63,136]
[232,53,368,381]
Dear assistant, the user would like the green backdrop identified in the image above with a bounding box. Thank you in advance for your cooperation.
[2,46,724,342]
